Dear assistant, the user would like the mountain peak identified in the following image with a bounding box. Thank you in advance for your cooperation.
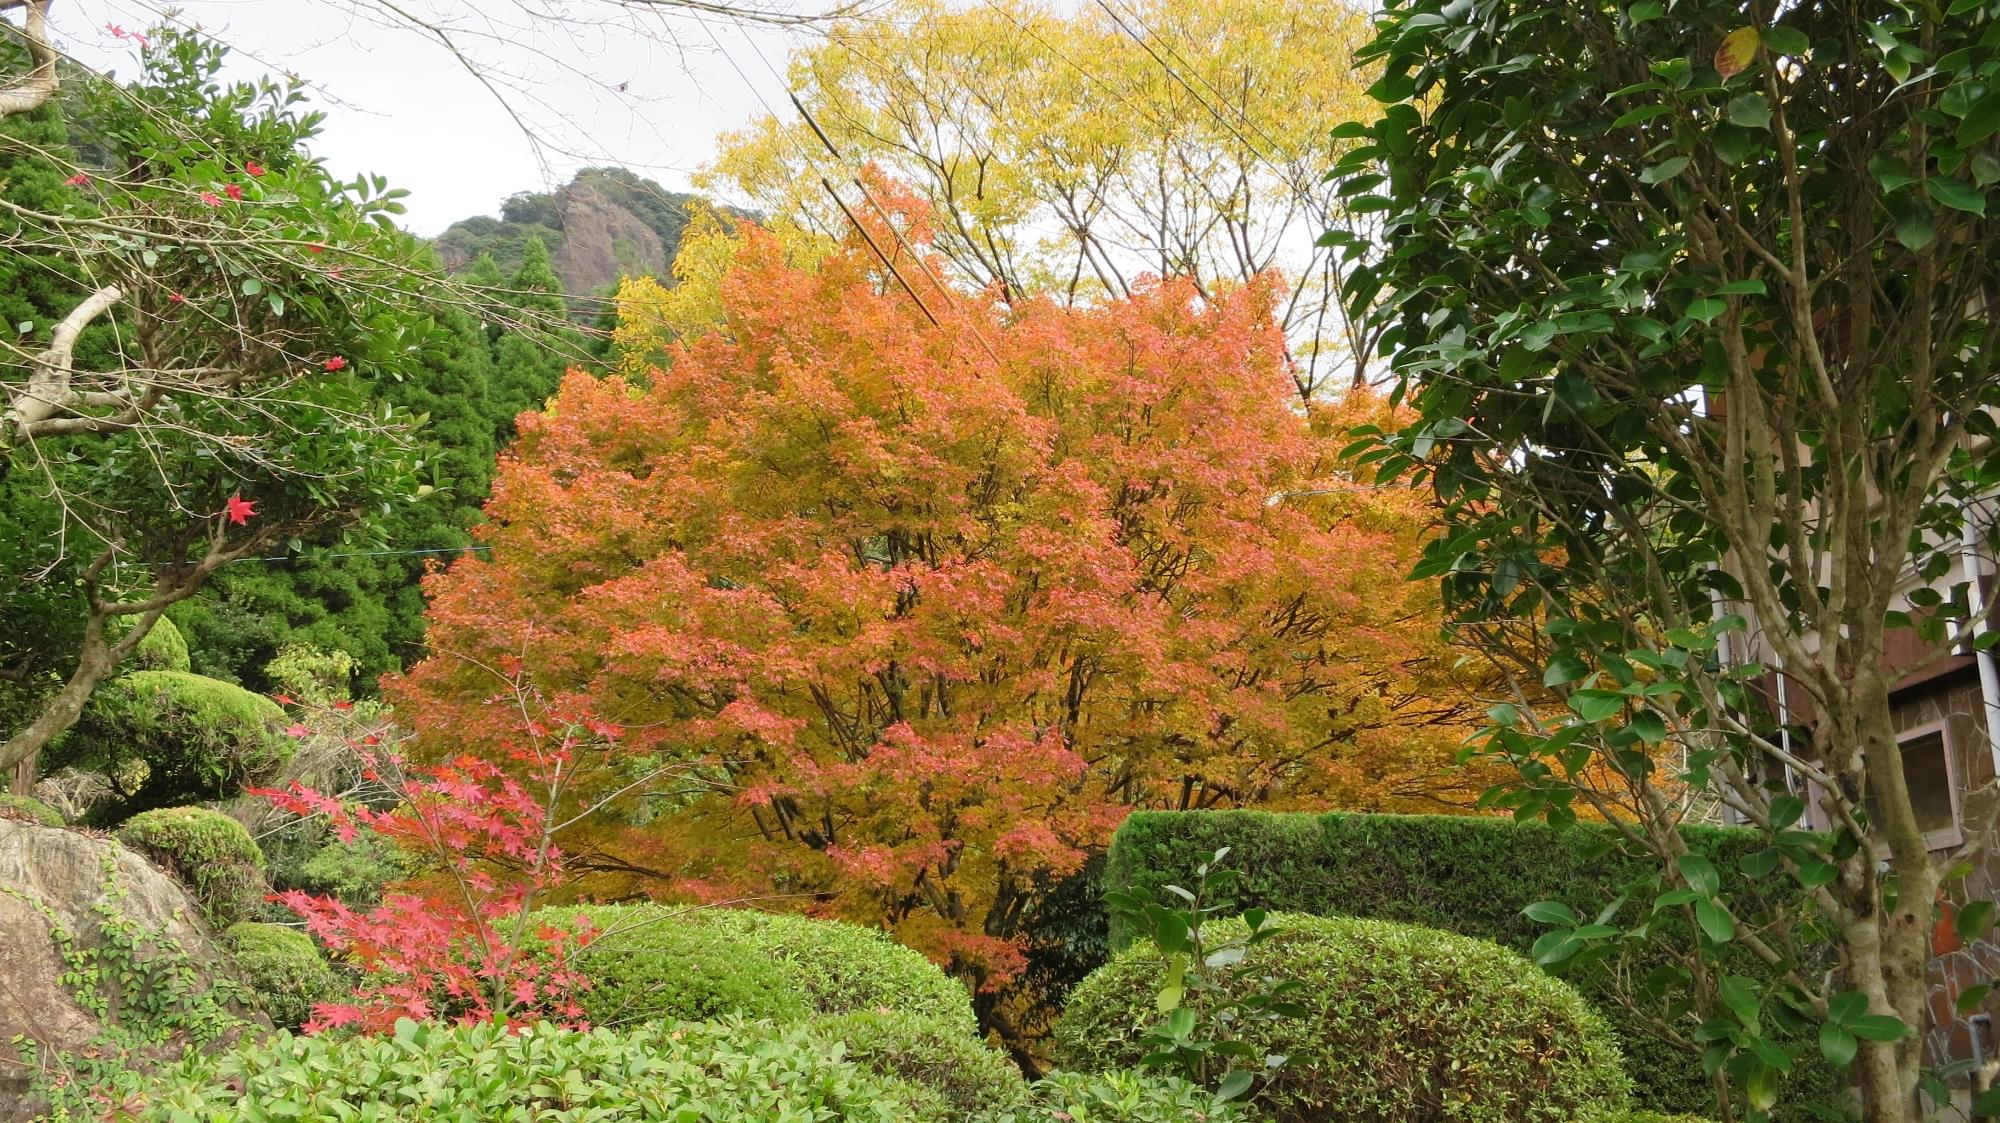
[434,167,707,300]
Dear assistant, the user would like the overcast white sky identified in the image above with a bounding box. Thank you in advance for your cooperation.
[48,0,818,234]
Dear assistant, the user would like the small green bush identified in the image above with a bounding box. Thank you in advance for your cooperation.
[118,807,268,927]
[537,904,980,1038]
[1104,811,1840,1117]
[687,908,979,1037]
[290,831,411,907]
[1057,912,1630,1123]
[126,617,193,673]
[0,793,64,826]
[223,923,341,1029]
[982,1070,1248,1123]
[811,1010,1025,1121]
[62,670,291,815]
[138,1017,934,1121]
[534,905,810,1027]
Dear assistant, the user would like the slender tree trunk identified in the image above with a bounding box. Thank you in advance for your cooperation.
[0,612,129,778]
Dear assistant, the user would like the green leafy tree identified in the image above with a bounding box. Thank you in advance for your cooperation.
[1339,3,2000,1121]
[177,293,501,689]
[0,26,449,781]
[487,236,575,438]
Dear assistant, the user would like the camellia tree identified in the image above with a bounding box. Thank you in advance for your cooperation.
[0,23,461,785]
[395,193,1488,1056]
[1339,1,2000,1120]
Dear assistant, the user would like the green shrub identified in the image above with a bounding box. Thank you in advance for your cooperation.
[222,923,341,1029]
[61,670,291,816]
[1103,811,1841,1116]
[138,1017,934,1121]
[1587,1115,1718,1123]
[982,1070,1248,1123]
[1057,911,1630,1123]
[533,905,811,1027]
[117,807,268,927]
[537,904,980,1038]
[686,908,979,1037]
[126,616,193,673]
[0,792,64,826]
[289,831,411,907]
[811,1010,1025,1121]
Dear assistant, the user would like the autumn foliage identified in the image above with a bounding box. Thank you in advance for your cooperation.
[393,199,1480,1028]
[256,691,612,1032]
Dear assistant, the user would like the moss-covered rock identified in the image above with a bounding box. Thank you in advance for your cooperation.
[60,671,290,815]
[117,807,267,928]
[222,922,340,1029]
[0,794,63,827]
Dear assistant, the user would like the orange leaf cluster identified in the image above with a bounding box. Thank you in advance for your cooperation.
[393,218,1486,996]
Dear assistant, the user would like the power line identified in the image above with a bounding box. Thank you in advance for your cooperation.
[229,545,492,564]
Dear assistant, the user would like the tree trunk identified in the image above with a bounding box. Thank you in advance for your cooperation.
[0,615,124,778]
[0,601,173,781]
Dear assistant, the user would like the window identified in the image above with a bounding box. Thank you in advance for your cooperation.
[1863,720,1962,850]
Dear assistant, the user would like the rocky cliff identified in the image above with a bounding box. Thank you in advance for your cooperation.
[434,167,712,302]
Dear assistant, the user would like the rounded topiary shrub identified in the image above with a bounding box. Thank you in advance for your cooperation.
[532,905,811,1028]
[983,1070,1248,1123]
[224,922,342,1029]
[687,908,978,1037]
[809,1010,1025,1121]
[1055,912,1631,1123]
[125,617,193,673]
[140,1017,935,1121]
[117,807,268,928]
[0,793,64,826]
[63,670,290,815]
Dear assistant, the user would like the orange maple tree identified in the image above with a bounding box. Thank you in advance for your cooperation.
[391,202,1483,1041]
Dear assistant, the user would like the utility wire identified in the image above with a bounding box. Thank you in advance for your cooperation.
[228,545,492,564]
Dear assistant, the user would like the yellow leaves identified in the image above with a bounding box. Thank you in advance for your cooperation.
[700,0,1379,389]
[611,204,834,371]
[1715,26,1760,79]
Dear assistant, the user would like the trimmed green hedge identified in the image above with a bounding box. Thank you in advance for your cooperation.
[534,905,809,1028]
[989,1070,1248,1123]
[1103,811,1842,1118]
[224,922,341,1029]
[118,806,268,927]
[127,617,193,673]
[1058,911,1630,1123]
[683,908,979,1037]
[138,1017,935,1121]
[62,670,291,816]
[535,904,978,1038]
[810,1010,1025,1121]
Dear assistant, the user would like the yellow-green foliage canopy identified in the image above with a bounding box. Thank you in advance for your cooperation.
[701,0,1380,395]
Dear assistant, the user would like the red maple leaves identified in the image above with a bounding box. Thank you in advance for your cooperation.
[255,690,617,1033]
[223,494,256,525]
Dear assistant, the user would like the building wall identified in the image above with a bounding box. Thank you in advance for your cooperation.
[1896,668,2000,1066]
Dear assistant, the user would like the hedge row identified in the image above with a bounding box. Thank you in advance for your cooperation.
[137,1017,1230,1122]
[1102,810,1843,1118]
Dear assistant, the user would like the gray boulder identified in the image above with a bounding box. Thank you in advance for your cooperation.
[0,818,261,1119]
